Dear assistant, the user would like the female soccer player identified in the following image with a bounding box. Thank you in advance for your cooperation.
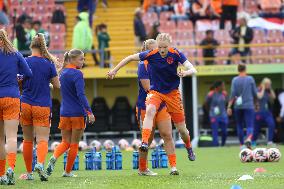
[205,81,228,146]
[20,34,61,181]
[0,29,32,185]
[253,78,276,146]
[137,39,178,176]
[46,49,95,178]
[108,33,197,161]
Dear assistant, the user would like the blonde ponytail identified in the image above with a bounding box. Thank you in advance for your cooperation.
[141,39,156,52]
[30,33,62,71]
[63,49,84,68]
[0,29,17,54]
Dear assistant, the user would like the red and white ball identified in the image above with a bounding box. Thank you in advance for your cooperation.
[253,148,268,162]
[118,139,129,150]
[267,148,281,162]
[103,140,114,151]
[50,141,60,151]
[89,140,102,151]
[79,141,88,151]
[149,139,157,149]
[18,142,24,153]
[239,148,253,162]
[131,139,141,150]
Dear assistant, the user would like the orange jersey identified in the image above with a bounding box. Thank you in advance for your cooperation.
[211,0,222,14]
[222,0,239,6]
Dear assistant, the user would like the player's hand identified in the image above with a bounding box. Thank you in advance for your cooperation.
[276,116,282,123]
[17,74,23,81]
[178,70,187,77]
[88,114,96,124]
[107,69,117,79]
[227,108,232,116]
[49,83,54,89]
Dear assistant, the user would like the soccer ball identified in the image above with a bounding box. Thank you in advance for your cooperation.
[89,140,102,151]
[50,141,60,151]
[118,139,129,150]
[103,140,114,151]
[239,148,253,162]
[131,139,141,150]
[18,142,24,153]
[149,139,157,149]
[267,148,281,162]
[79,141,88,151]
[159,139,164,147]
[253,148,268,162]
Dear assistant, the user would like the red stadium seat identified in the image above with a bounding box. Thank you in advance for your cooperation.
[142,12,158,25]
[38,0,55,5]
[50,24,66,33]
[177,21,193,31]
[251,47,269,64]
[268,47,284,63]
[22,0,37,7]
[11,0,19,7]
[159,21,176,32]
[159,11,173,22]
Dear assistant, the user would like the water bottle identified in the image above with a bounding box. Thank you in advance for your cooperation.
[151,150,158,169]
[115,152,122,170]
[85,152,93,170]
[32,148,37,171]
[73,155,79,170]
[94,152,102,170]
[160,150,168,168]
[106,152,113,170]
[132,151,139,169]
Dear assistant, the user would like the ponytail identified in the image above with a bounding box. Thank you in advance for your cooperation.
[0,29,16,54]
[63,49,84,68]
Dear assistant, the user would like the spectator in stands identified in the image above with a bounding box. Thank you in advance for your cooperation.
[33,21,50,47]
[0,0,10,25]
[51,6,66,24]
[77,0,96,28]
[15,18,33,56]
[220,0,239,29]
[253,77,276,146]
[134,8,147,49]
[147,21,160,39]
[258,0,283,18]
[199,30,219,65]
[227,63,258,149]
[171,0,190,21]
[190,0,220,23]
[227,16,253,65]
[143,0,170,14]
[72,12,93,54]
[97,23,111,68]
[205,81,228,146]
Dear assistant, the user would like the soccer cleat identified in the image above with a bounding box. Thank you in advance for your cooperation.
[46,156,57,177]
[244,139,252,150]
[186,147,196,161]
[170,167,179,176]
[139,142,149,152]
[0,175,8,185]
[19,173,34,180]
[6,167,15,185]
[62,172,77,177]
[138,169,157,176]
[34,163,48,181]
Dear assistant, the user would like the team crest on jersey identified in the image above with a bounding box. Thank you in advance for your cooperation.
[166,57,174,64]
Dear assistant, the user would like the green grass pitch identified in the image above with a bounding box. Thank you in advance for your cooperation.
[9,146,284,189]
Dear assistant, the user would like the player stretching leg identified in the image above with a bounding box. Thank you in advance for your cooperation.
[107,33,197,161]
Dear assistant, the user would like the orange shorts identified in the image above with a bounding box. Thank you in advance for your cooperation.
[58,117,86,130]
[146,89,185,124]
[20,102,51,127]
[0,97,20,120]
[136,106,171,129]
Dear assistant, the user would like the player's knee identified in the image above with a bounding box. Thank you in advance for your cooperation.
[160,131,172,142]
[171,113,185,124]
[146,105,156,118]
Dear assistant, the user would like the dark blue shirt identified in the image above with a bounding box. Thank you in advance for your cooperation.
[22,56,57,107]
[258,88,271,112]
[139,48,187,94]
[0,51,32,98]
[60,66,92,117]
[206,91,228,117]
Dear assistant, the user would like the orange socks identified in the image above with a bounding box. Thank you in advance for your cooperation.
[65,143,78,173]
[23,140,33,173]
[168,154,177,168]
[7,153,16,170]
[37,140,48,164]
[184,135,192,149]
[139,157,147,171]
[142,128,151,143]
[54,141,70,159]
[0,159,6,176]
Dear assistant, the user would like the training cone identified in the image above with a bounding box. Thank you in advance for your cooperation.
[230,185,242,189]
[237,175,254,181]
[254,168,267,173]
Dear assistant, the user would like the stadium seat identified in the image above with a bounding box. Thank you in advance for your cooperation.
[50,98,61,135]
[177,21,193,31]
[22,0,37,7]
[110,96,132,131]
[38,0,55,5]
[50,24,66,33]
[268,47,284,63]
[11,0,19,7]
[159,11,173,22]
[251,47,269,64]
[86,97,110,132]
[142,12,158,25]
[159,20,176,32]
